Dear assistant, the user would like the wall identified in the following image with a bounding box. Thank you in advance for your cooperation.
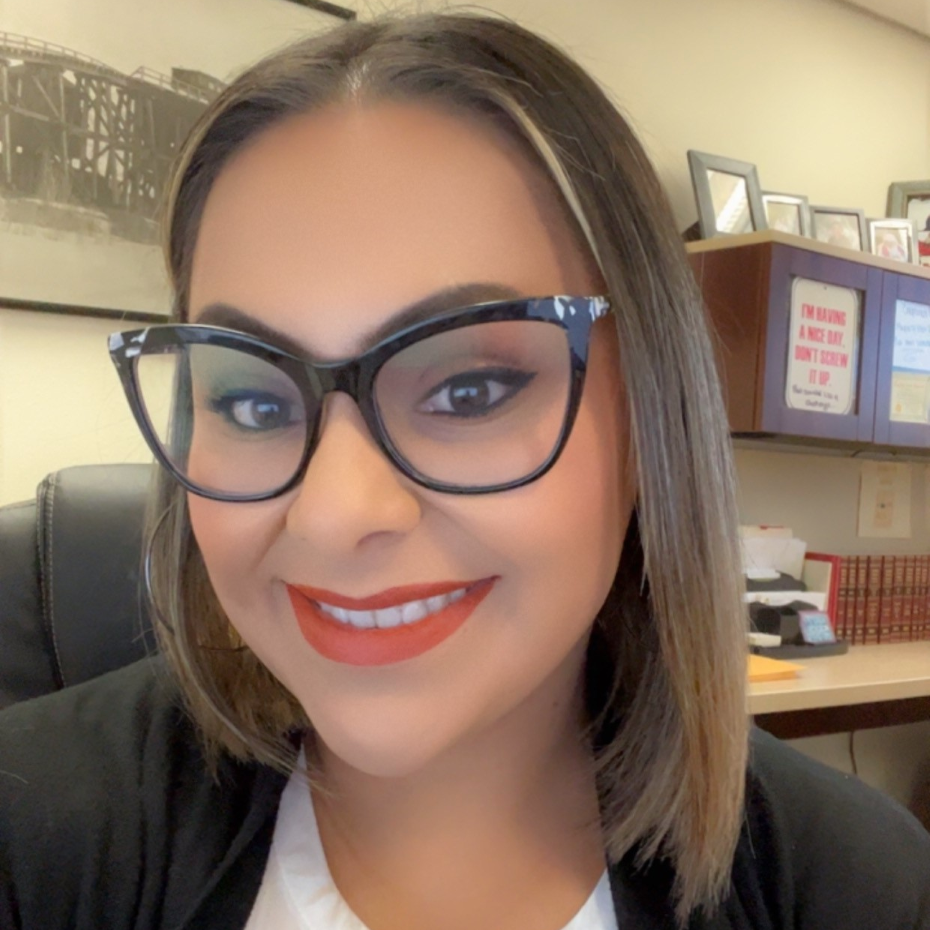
[1,0,928,804]
[454,0,930,227]
[736,444,930,554]
[0,310,151,502]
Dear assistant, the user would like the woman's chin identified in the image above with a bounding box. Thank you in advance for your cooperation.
[313,727,449,781]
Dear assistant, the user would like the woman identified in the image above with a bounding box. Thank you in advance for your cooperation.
[1,12,928,930]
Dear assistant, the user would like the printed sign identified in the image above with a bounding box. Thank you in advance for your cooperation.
[785,278,860,415]
[890,299,930,424]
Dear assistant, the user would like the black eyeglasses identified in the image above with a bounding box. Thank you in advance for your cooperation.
[108,295,611,501]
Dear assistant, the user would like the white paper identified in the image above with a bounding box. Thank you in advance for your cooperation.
[857,461,912,538]
[744,590,828,610]
[925,465,930,529]
[740,536,807,581]
[892,300,930,373]
[785,278,859,415]
[890,301,930,424]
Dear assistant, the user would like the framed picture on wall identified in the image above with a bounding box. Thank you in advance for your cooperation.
[810,205,868,252]
[867,218,917,264]
[887,180,930,268]
[687,150,767,239]
[761,191,812,237]
[0,0,354,319]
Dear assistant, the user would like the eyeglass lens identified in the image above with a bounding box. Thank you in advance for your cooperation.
[134,320,572,496]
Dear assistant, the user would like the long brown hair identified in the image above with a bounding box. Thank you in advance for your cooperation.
[146,12,748,923]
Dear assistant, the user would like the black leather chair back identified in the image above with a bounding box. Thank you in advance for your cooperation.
[0,463,155,707]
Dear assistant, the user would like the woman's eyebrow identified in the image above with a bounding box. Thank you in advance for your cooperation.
[363,283,523,347]
[192,282,524,357]
[192,305,306,355]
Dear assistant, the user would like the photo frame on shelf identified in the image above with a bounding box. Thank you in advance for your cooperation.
[761,191,812,237]
[0,0,354,320]
[887,180,930,268]
[687,150,767,239]
[810,205,868,252]
[867,218,918,264]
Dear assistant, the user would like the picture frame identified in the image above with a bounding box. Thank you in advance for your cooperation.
[867,218,918,264]
[887,180,930,268]
[761,191,812,237]
[687,150,767,239]
[0,0,355,320]
[809,205,868,252]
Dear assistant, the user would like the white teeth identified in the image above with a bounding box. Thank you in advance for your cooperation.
[353,610,377,629]
[374,607,403,629]
[315,586,472,629]
[400,601,430,624]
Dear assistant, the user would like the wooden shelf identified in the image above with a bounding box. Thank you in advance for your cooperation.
[687,229,930,282]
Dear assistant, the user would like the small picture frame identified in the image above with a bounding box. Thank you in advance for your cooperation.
[810,206,868,252]
[887,180,930,267]
[687,150,767,239]
[867,218,917,263]
[761,192,812,237]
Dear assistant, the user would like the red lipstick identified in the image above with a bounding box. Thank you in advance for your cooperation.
[287,578,497,666]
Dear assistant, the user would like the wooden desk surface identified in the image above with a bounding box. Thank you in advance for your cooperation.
[749,642,930,715]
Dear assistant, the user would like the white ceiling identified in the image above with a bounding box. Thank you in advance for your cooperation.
[842,0,930,36]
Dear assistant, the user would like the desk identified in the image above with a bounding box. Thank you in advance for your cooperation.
[750,642,930,739]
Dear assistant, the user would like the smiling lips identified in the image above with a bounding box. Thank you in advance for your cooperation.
[287,577,497,666]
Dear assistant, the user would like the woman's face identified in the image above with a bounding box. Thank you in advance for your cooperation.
[187,101,634,777]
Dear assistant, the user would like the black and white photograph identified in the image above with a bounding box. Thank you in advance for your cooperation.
[0,0,353,316]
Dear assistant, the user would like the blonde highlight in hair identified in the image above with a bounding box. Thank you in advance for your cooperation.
[148,12,748,923]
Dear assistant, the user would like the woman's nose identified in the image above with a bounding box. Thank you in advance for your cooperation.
[284,392,422,551]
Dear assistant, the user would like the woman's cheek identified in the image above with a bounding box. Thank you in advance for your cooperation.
[187,494,287,606]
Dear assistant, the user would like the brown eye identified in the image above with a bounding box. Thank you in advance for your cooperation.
[417,369,535,418]
[210,391,296,431]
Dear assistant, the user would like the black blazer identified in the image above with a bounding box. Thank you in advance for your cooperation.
[1,658,928,929]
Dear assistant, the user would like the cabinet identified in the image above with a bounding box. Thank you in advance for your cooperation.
[688,231,930,452]
[874,272,930,448]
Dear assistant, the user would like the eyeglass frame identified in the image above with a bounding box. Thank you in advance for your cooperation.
[108,294,612,501]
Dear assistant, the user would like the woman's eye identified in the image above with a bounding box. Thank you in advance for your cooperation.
[417,368,535,418]
[209,392,296,432]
